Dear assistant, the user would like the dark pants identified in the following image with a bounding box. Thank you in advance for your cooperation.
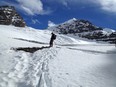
[49,39,54,47]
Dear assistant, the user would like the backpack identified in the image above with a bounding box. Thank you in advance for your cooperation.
[53,34,56,40]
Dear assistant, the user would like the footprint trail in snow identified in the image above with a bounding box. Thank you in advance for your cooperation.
[0,47,60,87]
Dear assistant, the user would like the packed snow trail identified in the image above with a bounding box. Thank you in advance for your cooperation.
[0,47,60,87]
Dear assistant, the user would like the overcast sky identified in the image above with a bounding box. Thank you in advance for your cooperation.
[0,0,116,29]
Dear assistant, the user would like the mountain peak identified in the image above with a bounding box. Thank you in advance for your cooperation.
[49,18,102,34]
[65,18,77,23]
[48,18,116,44]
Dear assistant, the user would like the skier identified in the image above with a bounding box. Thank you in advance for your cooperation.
[49,32,56,47]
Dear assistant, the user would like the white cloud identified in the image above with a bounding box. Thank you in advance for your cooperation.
[96,0,116,13]
[62,1,68,7]
[61,0,116,13]
[48,21,56,27]
[50,0,116,13]
[32,19,40,24]
[0,0,52,15]
[16,0,51,15]
[2,0,116,15]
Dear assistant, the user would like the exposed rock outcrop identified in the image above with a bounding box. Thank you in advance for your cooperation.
[48,18,116,44]
[0,5,26,27]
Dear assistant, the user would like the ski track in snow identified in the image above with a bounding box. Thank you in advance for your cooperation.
[0,47,60,87]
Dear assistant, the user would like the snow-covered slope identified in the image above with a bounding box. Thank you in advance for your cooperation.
[0,25,95,47]
[0,25,116,87]
[103,28,115,35]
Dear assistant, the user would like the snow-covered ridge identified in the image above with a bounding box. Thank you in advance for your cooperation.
[63,18,77,24]
[103,28,115,35]
[0,25,96,50]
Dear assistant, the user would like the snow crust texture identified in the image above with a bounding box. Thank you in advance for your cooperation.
[0,25,116,87]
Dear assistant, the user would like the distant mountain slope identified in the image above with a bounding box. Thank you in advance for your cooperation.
[48,18,116,44]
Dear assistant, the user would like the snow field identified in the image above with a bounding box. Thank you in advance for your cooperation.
[49,46,116,87]
[0,25,116,87]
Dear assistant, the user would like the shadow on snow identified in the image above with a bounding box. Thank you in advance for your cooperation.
[12,46,51,53]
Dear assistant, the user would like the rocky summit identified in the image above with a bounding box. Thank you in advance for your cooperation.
[48,18,116,44]
[0,5,26,27]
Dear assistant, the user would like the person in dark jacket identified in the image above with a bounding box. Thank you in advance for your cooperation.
[49,32,56,47]
[115,40,116,47]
